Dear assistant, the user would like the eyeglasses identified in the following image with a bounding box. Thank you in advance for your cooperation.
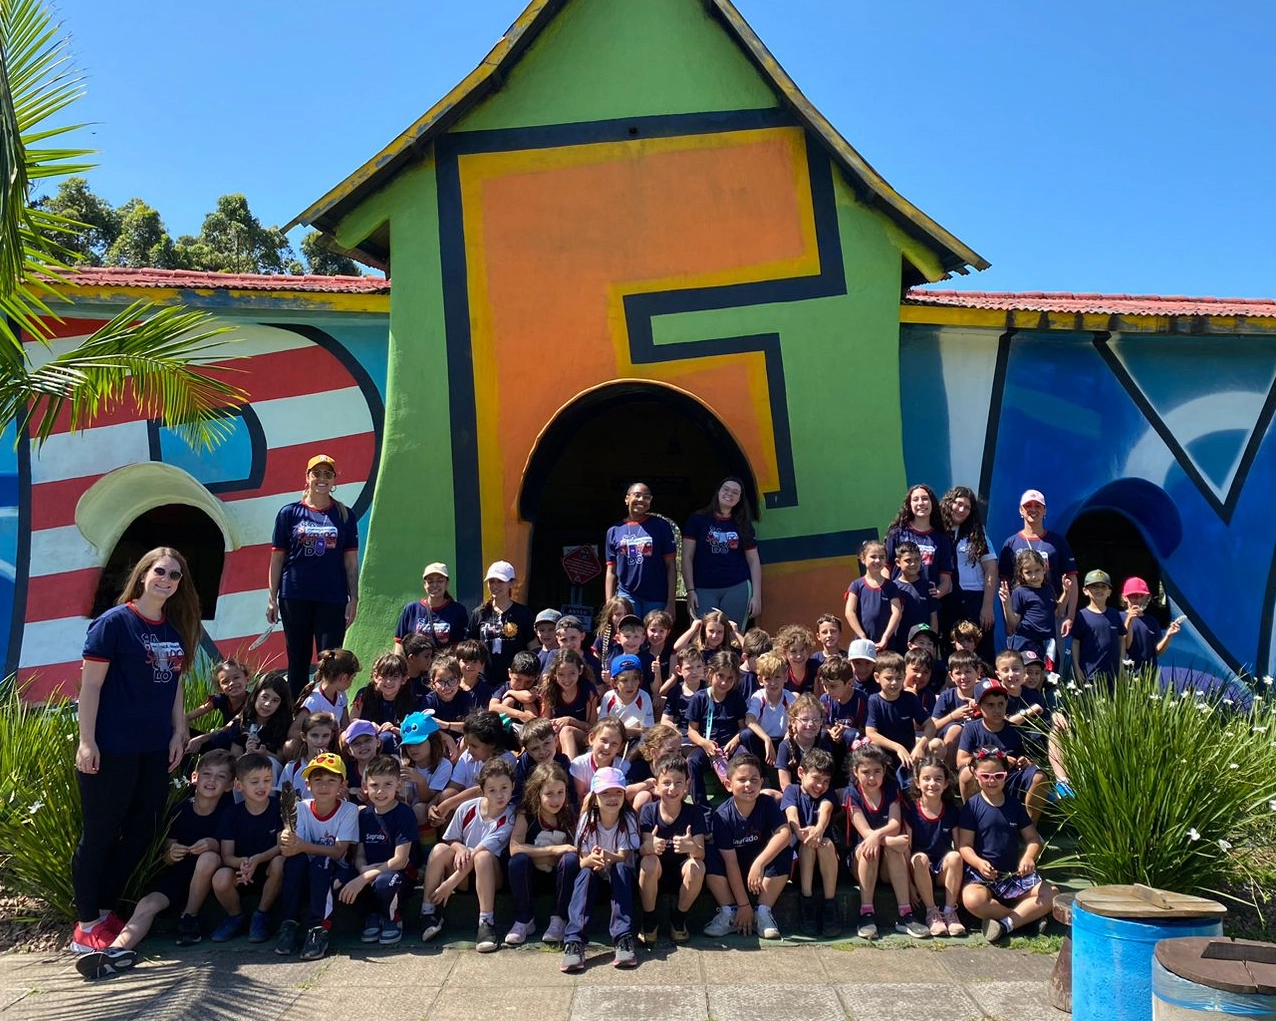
[433,676,460,689]
[151,566,183,580]
[976,771,1008,782]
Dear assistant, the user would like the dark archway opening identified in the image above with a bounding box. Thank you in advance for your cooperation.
[520,384,758,622]
[1066,510,1166,626]
[91,504,225,619]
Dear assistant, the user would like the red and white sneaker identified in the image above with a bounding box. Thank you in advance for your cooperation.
[101,913,127,938]
[70,922,114,955]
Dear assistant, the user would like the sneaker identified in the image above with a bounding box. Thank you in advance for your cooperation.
[856,911,878,940]
[503,919,536,947]
[420,913,445,943]
[821,898,842,938]
[612,933,637,968]
[175,913,202,947]
[300,925,329,960]
[703,906,737,937]
[475,921,499,953]
[926,907,947,937]
[799,895,819,936]
[982,916,1009,944]
[943,906,967,937]
[101,912,127,938]
[560,939,585,973]
[69,921,114,955]
[756,904,781,940]
[895,913,931,939]
[274,919,302,956]
[75,947,137,980]
[361,914,382,943]
[248,910,271,944]
[209,914,245,943]
[379,919,403,946]
[670,919,690,943]
[543,915,567,945]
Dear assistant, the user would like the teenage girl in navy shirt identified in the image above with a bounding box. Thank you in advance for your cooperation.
[885,484,955,601]
[394,562,470,655]
[73,546,202,956]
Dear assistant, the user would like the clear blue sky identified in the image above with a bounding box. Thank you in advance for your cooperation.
[59,0,1276,295]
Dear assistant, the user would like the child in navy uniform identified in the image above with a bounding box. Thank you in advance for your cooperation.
[210,753,284,943]
[865,651,935,781]
[1121,577,1181,671]
[637,755,707,945]
[506,761,580,947]
[1000,549,1060,665]
[900,756,965,937]
[775,694,836,790]
[957,680,1048,822]
[844,540,903,650]
[1071,570,1129,688]
[890,543,939,653]
[781,747,841,937]
[931,651,980,769]
[421,656,478,741]
[685,651,749,803]
[659,648,705,745]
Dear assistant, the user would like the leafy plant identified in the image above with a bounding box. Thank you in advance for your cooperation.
[1048,667,1276,898]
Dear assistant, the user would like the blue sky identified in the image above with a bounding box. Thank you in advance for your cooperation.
[59,0,1276,295]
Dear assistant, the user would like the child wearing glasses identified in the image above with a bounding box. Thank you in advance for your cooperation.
[955,746,1055,942]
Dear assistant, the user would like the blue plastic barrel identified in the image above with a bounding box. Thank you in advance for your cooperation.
[1072,902,1223,1021]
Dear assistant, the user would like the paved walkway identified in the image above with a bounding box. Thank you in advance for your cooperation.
[0,939,1065,1021]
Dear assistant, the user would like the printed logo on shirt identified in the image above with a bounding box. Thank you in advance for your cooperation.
[415,618,454,643]
[706,526,740,555]
[619,533,655,563]
[142,635,184,683]
[294,522,338,557]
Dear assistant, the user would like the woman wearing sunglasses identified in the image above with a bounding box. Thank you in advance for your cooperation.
[72,546,203,958]
[267,453,360,698]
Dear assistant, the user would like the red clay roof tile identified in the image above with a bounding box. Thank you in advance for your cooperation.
[66,267,390,294]
[905,289,1276,319]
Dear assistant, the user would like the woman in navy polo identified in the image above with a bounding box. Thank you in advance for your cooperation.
[72,546,202,954]
[682,477,762,627]
[267,453,360,698]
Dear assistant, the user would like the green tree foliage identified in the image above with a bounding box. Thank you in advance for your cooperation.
[105,197,178,269]
[299,229,361,276]
[31,176,120,265]
[173,193,294,274]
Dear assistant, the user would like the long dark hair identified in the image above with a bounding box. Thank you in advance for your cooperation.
[239,672,294,753]
[117,546,202,666]
[940,485,990,563]
[696,476,755,544]
[886,484,941,537]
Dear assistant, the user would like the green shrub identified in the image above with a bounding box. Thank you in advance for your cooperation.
[1050,668,1276,897]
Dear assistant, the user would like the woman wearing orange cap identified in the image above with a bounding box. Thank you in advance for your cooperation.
[267,454,360,698]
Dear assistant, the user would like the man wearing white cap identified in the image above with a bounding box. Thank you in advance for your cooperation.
[469,561,534,680]
[997,490,1079,637]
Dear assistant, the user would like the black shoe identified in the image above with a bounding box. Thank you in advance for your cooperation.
[274,919,302,956]
[299,925,329,961]
[799,895,819,936]
[475,921,499,953]
[821,898,842,938]
[76,948,138,980]
[175,913,201,947]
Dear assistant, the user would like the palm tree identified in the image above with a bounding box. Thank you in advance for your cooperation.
[0,0,244,449]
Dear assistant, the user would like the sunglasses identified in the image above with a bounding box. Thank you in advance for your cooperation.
[976,771,1009,782]
[151,565,183,580]
[309,470,335,479]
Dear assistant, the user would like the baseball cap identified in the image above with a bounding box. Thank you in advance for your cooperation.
[485,561,516,583]
[422,562,449,579]
[535,608,562,626]
[556,615,585,631]
[1121,577,1151,598]
[301,751,347,781]
[1020,649,1042,665]
[400,711,440,746]
[973,678,1007,703]
[616,614,644,631]
[847,638,878,662]
[307,453,337,474]
[342,719,378,744]
[907,623,938,644]
[1020,489,1047,507]
[590,766,628,794]
[1084,569,1112,588]
[609,653,642,676]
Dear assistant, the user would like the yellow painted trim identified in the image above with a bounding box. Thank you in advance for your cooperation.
[50,283,390,315]
[899,303,1276,334]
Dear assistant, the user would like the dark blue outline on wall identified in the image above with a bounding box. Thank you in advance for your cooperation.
[4,426,31,679]
[436,108,849,590]
[976,330,1016,502]
[145,405,268,494]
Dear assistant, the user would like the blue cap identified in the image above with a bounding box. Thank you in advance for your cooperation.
[400,711,440,745]
[609,653,643,676]
[973,678,1006,703]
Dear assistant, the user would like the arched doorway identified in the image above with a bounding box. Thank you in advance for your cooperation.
[520,383,758,620]
[1066,510,1165,625]
[91,504,225,619]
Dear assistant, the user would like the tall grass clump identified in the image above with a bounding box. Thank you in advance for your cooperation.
[1051,667,1276,897]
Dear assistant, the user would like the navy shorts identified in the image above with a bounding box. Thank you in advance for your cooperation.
[705,844,793,879]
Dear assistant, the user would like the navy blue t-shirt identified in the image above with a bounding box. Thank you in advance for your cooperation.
[841,779,900,844]
[639,646,672,694]
[357,802,419,867]
[997,530,1077,602]
[396,598,470,650]
[785,657,820,695]
[83,602,186,754]
[513,750,574,806]
[932,687,976,728]
[901,799,959,865]
[169,793,233,847]
[892,579,935,651]
[469,602,534,681]
[1010,585,1057,643]
[958,718,1027,758]
[421,687,477,723]
[1073,606,1127,682]
[1124,613,1163,670]
[775,733,837,778]
[847,577,900,644]
[821,689,868,733]
[886,525,955,594]
[866,691,927,750]
[216,796,283,858]
[660,684,697,738]
[272,500,358,604]
[958,794,1031,873]
[712,796,786,861]
[686,688,747,746]
[683,513,754,589]
[639,800,709,861]
[606,515,677,602]
[780,783,836,828]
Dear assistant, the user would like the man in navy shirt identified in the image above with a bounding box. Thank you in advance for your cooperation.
[605,482,677,619]
[997,489,1078,637]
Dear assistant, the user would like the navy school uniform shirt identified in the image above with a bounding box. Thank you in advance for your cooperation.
[421,687,478,724]
[639,646,672,694]
[901,799,960,865]
[351,688,417,727]
[847,576,900,644]
[396,598,470,650]
[209,692,244,728]
[216,795,283,859]
[958,717,1028,758]
[866,691,927,750]
[639,799,709,857]
[840,779,901,844]
[660,683,697,738]
[1008,688,1050,721]
[1010,585,1057,643]
[83,602,186,755]
[514,750,576,806]
[958,794,1032,874]
[775,733,837,778]
[712,795,786,861]
[997,530,1077,602]
[1124,612,1163,670]
[544,680,597,722]
[780,783,836,829]
[821,688,868,733]
[606,514,677,602]
[1073,606,1127,682]
[686,687,748,746]
[682,512,755,589]
[272,500,358,605]
[892,579,935,651]
[357,801,420,867]
[886,525,955,595]
[785,657,820,695]
[169,792,234,849]
[468,602,534,681]
[932,687,976,729]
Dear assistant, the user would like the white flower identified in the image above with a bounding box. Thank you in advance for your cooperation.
[1149,694,1162,701]
[1269,800,1276,812]
[1254,726,1269,734]
[1228,763,1240,769]
[1219,839,1233,852]
[1264,676,1274,686]
[1188,828,1201,841]
[27,800,43,814]
[1224,699,1234,706]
